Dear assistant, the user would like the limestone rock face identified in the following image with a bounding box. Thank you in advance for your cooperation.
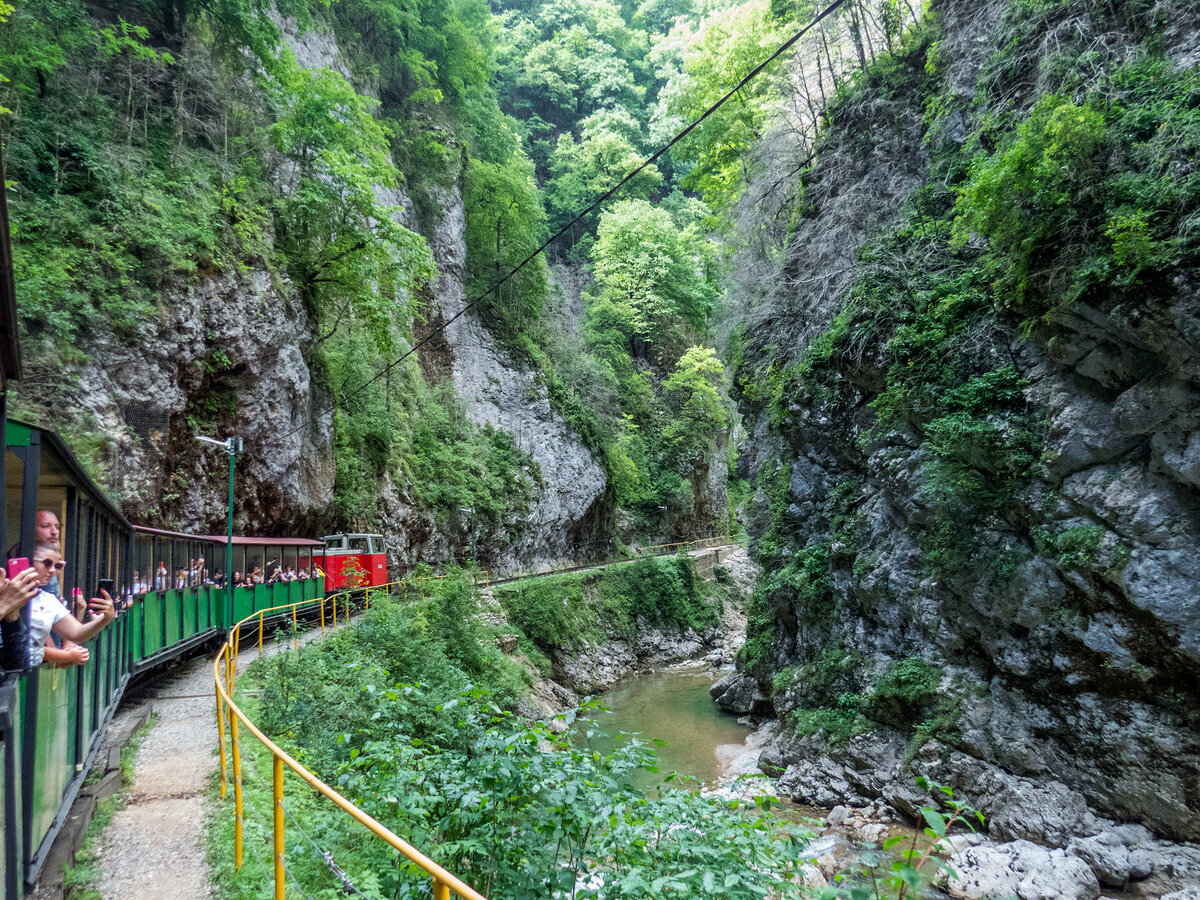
[76,268,334,534]
[418,181,611,571]
[730,0,1200,880]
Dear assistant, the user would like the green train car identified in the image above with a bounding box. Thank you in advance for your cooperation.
[0,419,326,898]
[0,140,327,899]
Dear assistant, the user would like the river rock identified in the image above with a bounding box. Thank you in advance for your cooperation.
[990,780,1091,847]
[709,672,770,716]
[946,840,1100,900]
[1068,824,1156,887]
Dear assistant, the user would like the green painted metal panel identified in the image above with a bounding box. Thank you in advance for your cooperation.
[182,589,196,638]
[4,420,32,447]
[29,667,71,854]
[130,600,144,662]
[142,593,163,656]
[232,586,254,622]
[164,591,181,647]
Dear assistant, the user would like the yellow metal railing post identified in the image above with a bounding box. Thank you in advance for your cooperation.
[433,879,450,900]
[332,594,337,632]
[258,611,264,658]
[320,596,325,635]
[273,753,285,900]
[216,678,228,799]
[231,713,244,870]
[345,595,350,626]
[292,605,298,650]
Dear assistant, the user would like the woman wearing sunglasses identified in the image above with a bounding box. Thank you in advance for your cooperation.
[27,545,115,668]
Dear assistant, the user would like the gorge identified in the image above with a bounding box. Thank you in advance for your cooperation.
[2,0,1199,896]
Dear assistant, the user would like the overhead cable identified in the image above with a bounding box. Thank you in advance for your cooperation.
[276,0,849,444]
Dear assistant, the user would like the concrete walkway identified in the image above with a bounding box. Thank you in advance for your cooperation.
[91,625,326,900]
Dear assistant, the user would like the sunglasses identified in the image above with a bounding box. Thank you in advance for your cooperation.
[36,558,66,571]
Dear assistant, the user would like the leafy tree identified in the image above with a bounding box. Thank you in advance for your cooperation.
[267,52,434,354]
[463,152,549,338]
[586,198,715,359]
[653,0,782,210]
[661,345,728,467]
[544,112,662,237]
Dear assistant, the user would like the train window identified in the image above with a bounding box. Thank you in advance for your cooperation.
[324,535,346,551]
[348,535,369,552]
[300,547,311,576]
[368,535,384,554]
[135,535,151,594]
[245,545,264,583]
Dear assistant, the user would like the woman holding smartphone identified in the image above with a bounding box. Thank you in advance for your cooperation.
[25,545,115,667]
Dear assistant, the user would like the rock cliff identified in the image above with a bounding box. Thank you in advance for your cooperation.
[726,0,1200,892]
[41,14,612,571]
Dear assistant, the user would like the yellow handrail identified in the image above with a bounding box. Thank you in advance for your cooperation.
[213,584,488,900]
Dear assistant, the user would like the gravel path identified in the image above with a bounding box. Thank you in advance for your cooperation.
[93,626,328,900]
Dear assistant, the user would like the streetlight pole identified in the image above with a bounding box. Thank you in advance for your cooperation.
[198,434,241,628]
[460,507,476,566]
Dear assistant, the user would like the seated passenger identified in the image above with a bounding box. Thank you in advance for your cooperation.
[0,567,40,670]
[26,547,115,667]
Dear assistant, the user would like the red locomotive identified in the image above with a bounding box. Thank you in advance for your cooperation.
[321,533,389,591]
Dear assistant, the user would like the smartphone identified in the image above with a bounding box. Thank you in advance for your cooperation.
[97,577,115,597]
[7,557,30,578]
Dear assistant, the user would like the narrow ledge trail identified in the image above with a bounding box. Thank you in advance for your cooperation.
[85,625,327,900]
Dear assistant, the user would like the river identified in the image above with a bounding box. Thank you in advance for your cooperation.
[584,663,759,791]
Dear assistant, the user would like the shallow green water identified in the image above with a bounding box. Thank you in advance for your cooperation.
[583,666,752,790]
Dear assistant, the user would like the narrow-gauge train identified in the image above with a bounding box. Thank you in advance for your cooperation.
[0,139,389,899]
[1,416,344,899]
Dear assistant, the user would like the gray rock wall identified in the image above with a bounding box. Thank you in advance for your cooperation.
[730,0,1200,873]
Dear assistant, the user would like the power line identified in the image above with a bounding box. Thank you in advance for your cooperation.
[277,0,849,445]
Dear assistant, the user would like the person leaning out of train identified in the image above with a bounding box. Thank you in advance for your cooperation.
[26,546,116,668]
[0,567,41,670]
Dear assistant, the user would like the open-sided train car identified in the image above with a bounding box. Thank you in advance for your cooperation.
[0,421,328,899]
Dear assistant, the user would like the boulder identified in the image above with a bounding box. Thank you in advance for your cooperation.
[989,780,1091,847]
[947,841,1100,900]
[1068,824,1156,887]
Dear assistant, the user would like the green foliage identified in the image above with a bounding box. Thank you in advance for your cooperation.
[463,151,550,339]
[661,346,729,467]
[654,0,782,210]
[241,583,810,900]
[954,56,1199,314]
[1033,523,1107,569]
[499,555,718,651]
[865,657,942,729]
[268,52,434,354]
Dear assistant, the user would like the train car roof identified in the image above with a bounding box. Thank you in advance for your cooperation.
[0,142,22,386]
[7,418,132,528]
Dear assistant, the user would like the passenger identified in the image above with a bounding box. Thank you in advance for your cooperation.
[214,571,226,589]
[155,561,167,591]
[5,509,60,559]
[0,567,40,670]
[42,588,90,667]
[26,547,115,667]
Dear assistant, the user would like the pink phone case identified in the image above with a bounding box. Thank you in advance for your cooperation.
[7,557,30,578]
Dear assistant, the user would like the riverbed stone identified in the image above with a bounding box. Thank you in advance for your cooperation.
[1068,824,1156,886]
[709,672,770,716]
[946,841,1100,900]
[989,780,1091,847]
